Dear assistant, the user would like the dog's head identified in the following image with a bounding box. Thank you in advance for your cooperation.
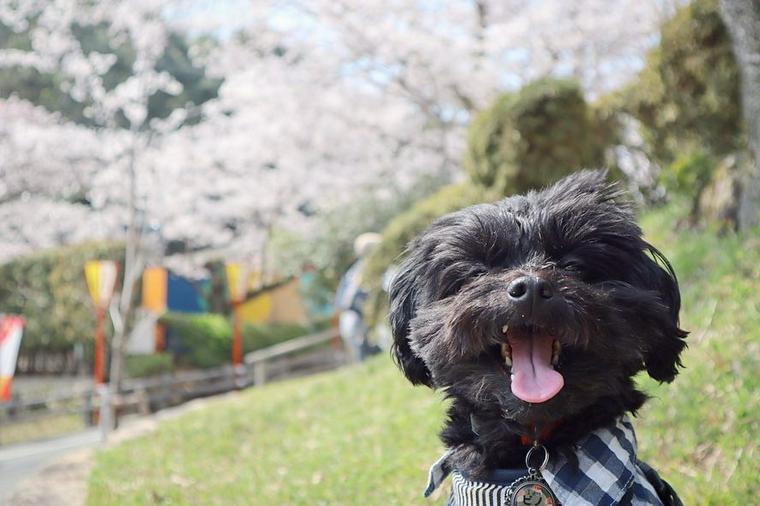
[390,170,687,425]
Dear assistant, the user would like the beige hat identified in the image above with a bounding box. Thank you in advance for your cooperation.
[354,232,381,257]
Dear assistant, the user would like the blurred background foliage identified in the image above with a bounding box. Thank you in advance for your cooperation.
[124,352,175,378]
[619,0,742,163]
[0,239,320,374]
[362,182,500,329]
[0,241,124,354]
[615,0,745,227]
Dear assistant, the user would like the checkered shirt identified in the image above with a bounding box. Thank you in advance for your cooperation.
[425,416,664,505]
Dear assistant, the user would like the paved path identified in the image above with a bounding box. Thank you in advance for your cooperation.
[0,429,100,505]
[0,394,228,505]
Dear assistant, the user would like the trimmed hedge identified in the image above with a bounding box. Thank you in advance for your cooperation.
[0,241,124,353]
[158,312,322,369]
[464,78,613,195]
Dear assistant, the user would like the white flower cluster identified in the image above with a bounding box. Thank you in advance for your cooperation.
[0,0,681,271]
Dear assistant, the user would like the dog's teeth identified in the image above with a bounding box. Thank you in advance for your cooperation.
[501,324,509,334]
[551,340,561,366]
[500,343,512,367]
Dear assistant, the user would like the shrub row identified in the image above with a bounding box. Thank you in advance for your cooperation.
[158,312,326,369]
[0,241,124,353]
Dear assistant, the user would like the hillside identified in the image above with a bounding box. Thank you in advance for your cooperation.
[87,203,760,505]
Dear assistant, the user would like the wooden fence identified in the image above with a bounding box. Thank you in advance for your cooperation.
[0,328,345,445]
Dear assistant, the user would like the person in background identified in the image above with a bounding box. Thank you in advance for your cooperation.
[372,263,398,351]
[335,233,382,362]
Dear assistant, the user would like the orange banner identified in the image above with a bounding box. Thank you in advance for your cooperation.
[142,266,168,313]
[0,376,11,401]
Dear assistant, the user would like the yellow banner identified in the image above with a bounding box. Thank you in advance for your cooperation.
[84,261,101,306]
[84,261,118,309]
[225,263,258,302]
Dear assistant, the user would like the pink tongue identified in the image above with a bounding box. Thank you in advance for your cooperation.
[509,334,564,403]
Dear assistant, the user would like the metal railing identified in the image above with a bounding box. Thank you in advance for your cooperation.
[0,328,345,445]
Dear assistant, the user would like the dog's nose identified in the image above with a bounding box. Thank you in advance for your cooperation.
[507,276,553,302]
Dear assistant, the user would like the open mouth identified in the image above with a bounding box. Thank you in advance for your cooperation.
[499,324,564,404]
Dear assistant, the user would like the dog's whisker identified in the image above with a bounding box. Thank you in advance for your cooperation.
[475,377,487,403]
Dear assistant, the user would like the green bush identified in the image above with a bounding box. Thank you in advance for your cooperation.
[663,150,715,194]
[158,312,314,369]
[620,0,742,164]
[660,150,720,222]
[464,78,613,195]
[159,312,228,369]
[0,241,124,353]
[125,353,174,378]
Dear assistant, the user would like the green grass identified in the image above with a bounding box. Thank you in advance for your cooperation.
[88,359,447,505]
[88,203,760,505]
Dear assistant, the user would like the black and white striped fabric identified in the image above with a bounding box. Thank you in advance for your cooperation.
[445,470,527,506]
[426,416,664,505]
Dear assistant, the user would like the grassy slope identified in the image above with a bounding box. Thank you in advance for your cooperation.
[88,360,447,505]
[634,203,759,503]
[88,204,759,505]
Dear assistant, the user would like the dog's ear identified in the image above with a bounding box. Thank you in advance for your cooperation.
[389,244,434,387]
[639,245,688,382]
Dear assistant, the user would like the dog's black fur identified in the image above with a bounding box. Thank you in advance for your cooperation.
[389,170,687,478]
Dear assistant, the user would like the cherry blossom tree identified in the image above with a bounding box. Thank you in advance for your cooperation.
[1,0,683,268]
[0,0,189,416]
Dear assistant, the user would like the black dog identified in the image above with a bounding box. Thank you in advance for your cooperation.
[390,170,686,505]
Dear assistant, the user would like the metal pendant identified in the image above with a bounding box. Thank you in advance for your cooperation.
[506,475,558,506]
[506,443,559,506]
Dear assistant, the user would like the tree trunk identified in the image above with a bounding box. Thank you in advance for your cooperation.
[107,138,144,430]
[719,0,760,229]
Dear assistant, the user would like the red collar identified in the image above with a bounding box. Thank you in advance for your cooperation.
[519,418,563,446]
[469,413,563,445]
